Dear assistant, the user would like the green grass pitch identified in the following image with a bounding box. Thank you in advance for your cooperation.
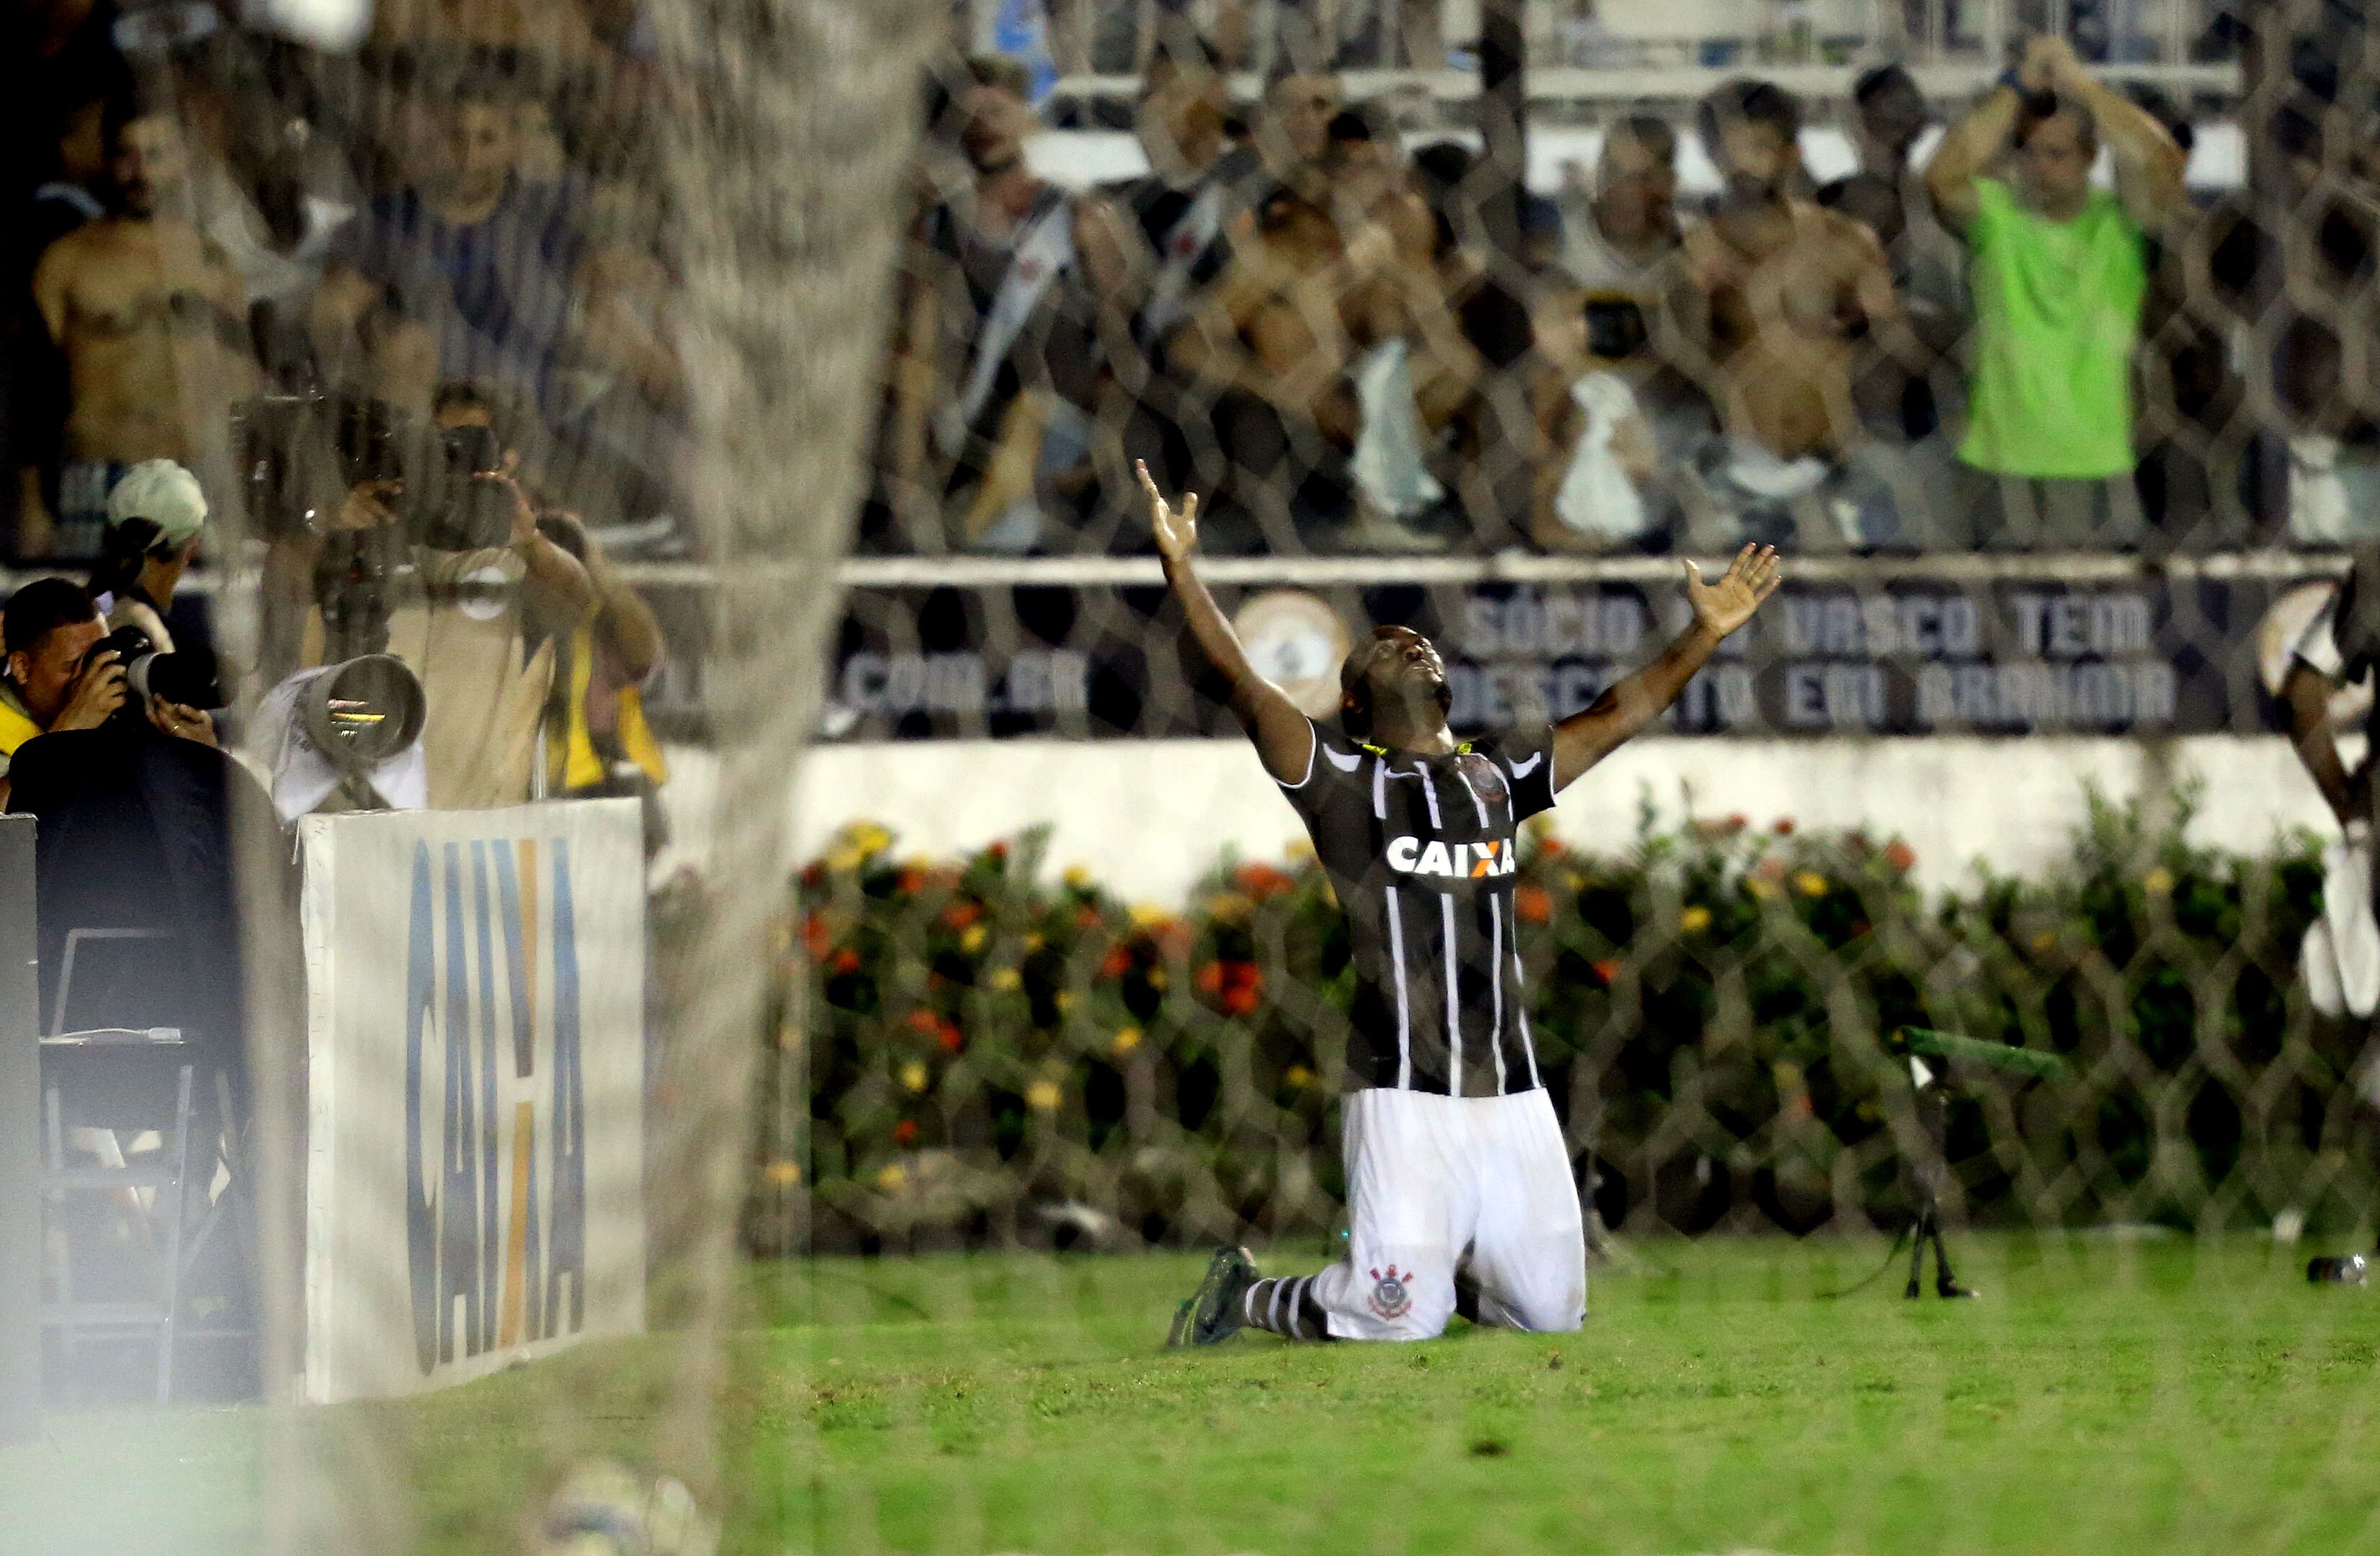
[6,1233,2379,1554]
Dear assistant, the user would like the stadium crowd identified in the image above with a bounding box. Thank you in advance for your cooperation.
[874,24,2374,557]
[2,0,676,821]
[0,1,2372,584]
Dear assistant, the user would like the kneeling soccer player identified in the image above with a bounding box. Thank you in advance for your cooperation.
[1141,461,1781,1343]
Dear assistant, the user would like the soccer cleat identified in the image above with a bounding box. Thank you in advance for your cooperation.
[1168,1246,1258,1348]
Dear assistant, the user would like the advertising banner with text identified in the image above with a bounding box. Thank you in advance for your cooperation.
[299,799,645,1405]
[799,569,2334,742]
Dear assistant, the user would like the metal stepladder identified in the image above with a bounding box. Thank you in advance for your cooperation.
[37,928,247,1404]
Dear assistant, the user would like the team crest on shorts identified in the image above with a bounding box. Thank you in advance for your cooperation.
[1366,1265,1413,1320]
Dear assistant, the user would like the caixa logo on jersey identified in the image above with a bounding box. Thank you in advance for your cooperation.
[403,838,586,1376]
[1384,835,1518,880]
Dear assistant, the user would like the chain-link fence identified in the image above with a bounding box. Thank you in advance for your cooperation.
[7,0,2380,1549]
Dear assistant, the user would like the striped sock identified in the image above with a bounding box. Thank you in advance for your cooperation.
[1240,1275,1333,1341]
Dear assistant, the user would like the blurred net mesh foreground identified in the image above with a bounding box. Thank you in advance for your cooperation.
[761,785,2380,1256]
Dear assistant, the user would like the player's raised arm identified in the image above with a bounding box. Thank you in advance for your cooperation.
[1140,460,1315,784]
[1549,545,1779,791]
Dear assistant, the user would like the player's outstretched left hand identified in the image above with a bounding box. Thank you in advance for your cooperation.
[1137,459,1199,564]
[1685,544,1781,640]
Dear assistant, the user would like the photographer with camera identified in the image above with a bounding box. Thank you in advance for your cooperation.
[3,575,259,1088]
[89,460,216,746]
[254,387,591,810]
[0,578,189,808]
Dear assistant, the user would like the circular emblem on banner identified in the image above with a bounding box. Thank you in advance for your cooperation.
[1233,589,1351,719]
[2259,580,2372,730]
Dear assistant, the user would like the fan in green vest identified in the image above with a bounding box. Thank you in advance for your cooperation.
[1925,34,2188,550]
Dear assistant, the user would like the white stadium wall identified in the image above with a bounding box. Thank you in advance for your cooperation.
[657,735,2343,905]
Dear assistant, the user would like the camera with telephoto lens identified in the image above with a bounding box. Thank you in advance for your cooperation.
[234,395,514,551]
[86,625,227,725]
[410,421,517,553]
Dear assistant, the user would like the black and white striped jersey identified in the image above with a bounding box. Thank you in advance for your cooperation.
[1275,717,1558,1098]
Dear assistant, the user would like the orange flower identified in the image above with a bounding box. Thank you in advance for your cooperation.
[1076,905,1103,929]
[891,1119,919,1145]
[1772,818,1797,836]
[1591,958,1622,985]
[942,900,983,930]
[936,1019,965,1053]
[1234,862,1297,900]
[831,947,861,975]
[904,1009,939,1037]
[1099,946,1133,979]
[1194,962,1225,994]
[898,865,927,894]
[1515,885,1553,924]
[801,913,831,960]
[1884,840,1917,872]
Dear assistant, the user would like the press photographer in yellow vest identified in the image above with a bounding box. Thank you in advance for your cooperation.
[534,509,668,815]
[0,579,139,808]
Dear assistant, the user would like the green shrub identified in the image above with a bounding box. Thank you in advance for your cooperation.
[753,787,2349,1252]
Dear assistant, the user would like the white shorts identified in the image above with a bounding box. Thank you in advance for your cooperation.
[1307,1086,1586,1341]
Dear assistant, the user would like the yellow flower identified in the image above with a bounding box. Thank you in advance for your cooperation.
[1680,905,1712,934]
[2031,929,2057,953]
[1054,991,1076,1013]
[1745,876,1779,900]
[1562,872,1585,891]
[1111,1026,1142,1057]
[899,1061,929,1093]
[1284,1064,1314,1088]
[2143,867,2175,896]
[988,967,1022,992]
[1284,839,1315,862]
[763,1160,802,1186]
[1129,903,1170,929]
[1026,1080,1063,1112]
[1063,864,1094,890]
[875,1162,907,1191]
[1795,872,1830,898]
[824,846,866,874]
[1207,893,1254,921]
[838,821,892,858]
[1023,932,1045,953]
[1146,967,1168,991]
[961,923,988,953]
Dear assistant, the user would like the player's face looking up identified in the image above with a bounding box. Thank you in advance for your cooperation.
[1340,627,1452,743]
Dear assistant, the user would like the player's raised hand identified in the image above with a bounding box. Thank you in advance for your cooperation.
[1137,459,1199,563]
[1684,544,1781,640]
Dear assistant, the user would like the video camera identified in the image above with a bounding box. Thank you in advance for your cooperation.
[86,624,227,723]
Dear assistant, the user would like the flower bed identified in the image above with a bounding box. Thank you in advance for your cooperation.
[752,787,2358,1252]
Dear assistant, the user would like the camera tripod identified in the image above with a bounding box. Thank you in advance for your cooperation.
[1821,1043,1993,1302]
[1902,1157,1978,1300]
